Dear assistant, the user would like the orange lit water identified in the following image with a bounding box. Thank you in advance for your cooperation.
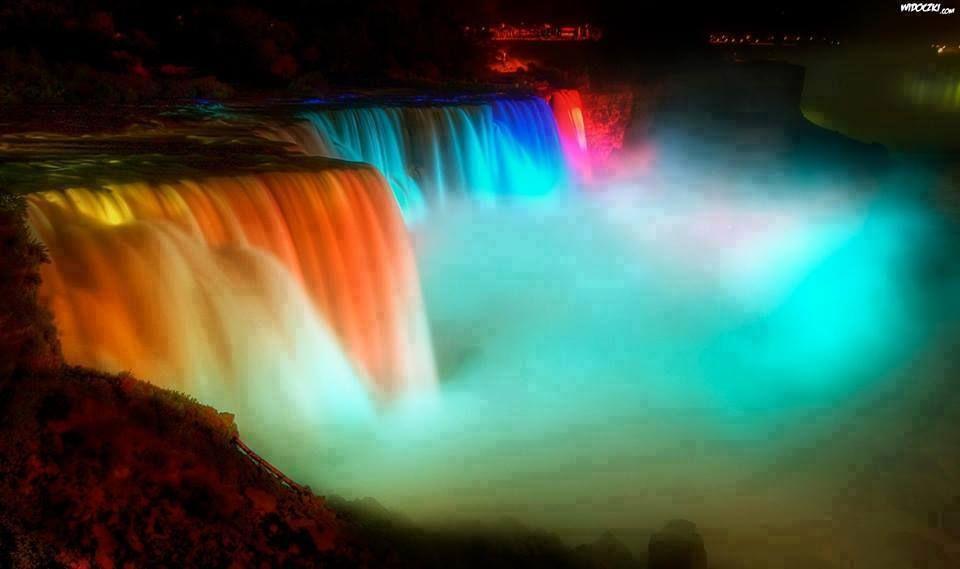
[26,168,436,401]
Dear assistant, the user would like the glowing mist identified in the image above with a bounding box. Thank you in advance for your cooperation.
[280,181,959,568]
[18,95,960,568]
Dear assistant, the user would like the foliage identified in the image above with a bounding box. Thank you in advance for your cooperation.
[0,49,233,104]
[0,192,61,383]
[0,364,649,567]
[0,367,354,567]
[0,0,487,98]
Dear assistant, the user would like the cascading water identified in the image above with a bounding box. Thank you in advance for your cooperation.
[549,89,593,182]
[15,93,582,458]
[26,167,436,406]
[10,87,960,568]
[270,95,571,218]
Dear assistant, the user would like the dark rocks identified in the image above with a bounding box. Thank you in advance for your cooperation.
[648,520,707,569]
[576,530,643,569]
[934,495,960,538]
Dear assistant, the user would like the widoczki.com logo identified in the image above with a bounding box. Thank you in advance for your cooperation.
[900,3,956,14]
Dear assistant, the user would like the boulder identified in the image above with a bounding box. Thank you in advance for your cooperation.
[647,519,707,569]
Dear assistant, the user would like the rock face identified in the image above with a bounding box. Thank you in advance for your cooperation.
[654,62,807,125]
[935,496,960,539]
[647,520,707,569]
[581,89,635,172]
[0,363,647,568]
[629,61,888,190]
[0,367,352,568]
[0,195,62,383]
[576,531,644,569]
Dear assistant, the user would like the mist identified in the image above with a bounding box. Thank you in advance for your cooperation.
[252,167,960,566]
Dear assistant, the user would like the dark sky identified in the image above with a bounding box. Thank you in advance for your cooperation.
[2,0,956,90]
[476,1,863,26]
[481,0,957,42]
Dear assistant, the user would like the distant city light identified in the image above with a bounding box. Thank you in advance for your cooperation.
[931,43,960,54]
[464,23,602,42]
[708,32,838,47]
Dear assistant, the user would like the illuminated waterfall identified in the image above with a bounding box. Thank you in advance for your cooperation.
[272,96,569,218]
[549,89,593,182]
[26,167,437,407]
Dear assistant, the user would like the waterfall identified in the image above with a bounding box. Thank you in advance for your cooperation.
[548,89,593,183]
[26,167,437,414]
[269,96,570,218]
[17,93,583,447]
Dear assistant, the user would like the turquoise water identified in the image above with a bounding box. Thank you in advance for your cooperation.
[300,96,568,218]
[269,175,960,567]
[165,93,960,566]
